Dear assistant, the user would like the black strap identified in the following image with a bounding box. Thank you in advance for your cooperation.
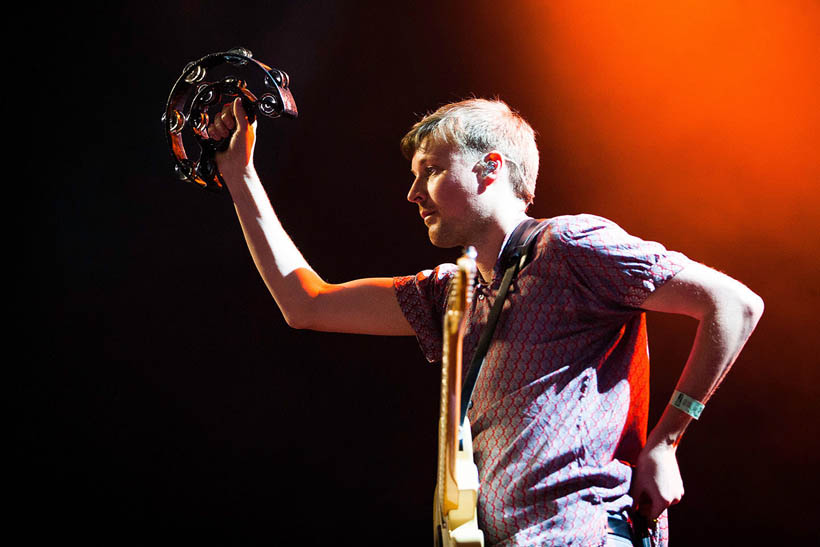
[608,510,653,547]
[607,515,633,540]
[459,218,547,427]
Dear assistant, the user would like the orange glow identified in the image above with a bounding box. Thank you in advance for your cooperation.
[506,3,820,370]
[517,2,818,264]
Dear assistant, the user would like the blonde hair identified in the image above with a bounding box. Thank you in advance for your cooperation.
[400,98,539,205]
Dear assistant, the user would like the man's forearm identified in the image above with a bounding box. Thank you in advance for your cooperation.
[209,99,414,336]
[225,168,414,336]
[633,265,763,518]
[648,279,764,448]
[227,167,328,328]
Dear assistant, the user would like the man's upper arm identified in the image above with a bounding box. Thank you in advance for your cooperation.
[641,261,764,322]
[291,272,415,336]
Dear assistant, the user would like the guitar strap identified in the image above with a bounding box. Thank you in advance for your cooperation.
[459,218,548,427]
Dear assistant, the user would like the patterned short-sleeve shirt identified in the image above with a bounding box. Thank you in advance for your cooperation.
[394,215,689,546]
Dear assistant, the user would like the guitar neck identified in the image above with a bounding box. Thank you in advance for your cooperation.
[436,250,475,513]
[437,322,464,512]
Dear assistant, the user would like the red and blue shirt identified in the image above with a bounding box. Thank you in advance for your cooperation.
[394,215,688,546]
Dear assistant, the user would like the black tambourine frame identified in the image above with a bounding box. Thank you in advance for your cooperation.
[162,47,298,192]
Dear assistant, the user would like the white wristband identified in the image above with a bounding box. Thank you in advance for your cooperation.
[670,390,705,420]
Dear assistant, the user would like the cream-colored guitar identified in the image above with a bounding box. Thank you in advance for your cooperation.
[434,247,484,547]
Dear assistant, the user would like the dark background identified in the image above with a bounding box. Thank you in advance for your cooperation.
[38,1,818,544]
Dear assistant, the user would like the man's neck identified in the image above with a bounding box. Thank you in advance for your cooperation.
[473,211,530,283]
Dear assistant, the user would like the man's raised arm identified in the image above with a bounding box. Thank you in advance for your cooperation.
[208,99,414,336]
[631,261,764,520]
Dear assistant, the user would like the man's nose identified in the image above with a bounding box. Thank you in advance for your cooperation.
[407,176,425,203]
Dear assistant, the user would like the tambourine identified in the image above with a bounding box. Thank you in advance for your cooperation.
[162,47,298,192]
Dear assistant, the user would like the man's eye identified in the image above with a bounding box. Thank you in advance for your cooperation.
[425,166,438,176]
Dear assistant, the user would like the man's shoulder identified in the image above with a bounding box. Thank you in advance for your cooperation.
[534,213,622,245]
[394,262,459,292]
[540,213,617,230]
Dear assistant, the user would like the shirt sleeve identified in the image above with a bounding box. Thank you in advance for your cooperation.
[554,215,691,309]
[393,264,457,363]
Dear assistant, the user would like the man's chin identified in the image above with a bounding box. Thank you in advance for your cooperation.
[427,225,462,249]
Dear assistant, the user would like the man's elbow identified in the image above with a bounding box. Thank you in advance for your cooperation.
[277,294,322,331]
[273,270,332,331]
[282,310,312,330]
[725,283,764,338]
[702,275,764,340]
[281,301,325,330]
[741,288,765,332]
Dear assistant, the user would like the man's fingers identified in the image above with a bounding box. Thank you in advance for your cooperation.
[218,101,235,130]
[634,488,683,522]
[232,98,248,129]
[207,102,240,141]
[210,118,226,140]
[211,97,257,178]
[669,488,683,506]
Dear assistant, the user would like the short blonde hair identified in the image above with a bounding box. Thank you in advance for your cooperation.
[401,98,539,206]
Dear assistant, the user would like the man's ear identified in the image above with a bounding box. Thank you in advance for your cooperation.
[477,152,503,184]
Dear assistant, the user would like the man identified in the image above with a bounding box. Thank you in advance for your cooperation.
[207,97,763,546]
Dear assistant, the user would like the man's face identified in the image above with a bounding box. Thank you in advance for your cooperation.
[407,139,485,248]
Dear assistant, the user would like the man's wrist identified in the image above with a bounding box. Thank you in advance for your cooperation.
[646,403,694,450]
[669,390,705,420]
[646,429,680,450]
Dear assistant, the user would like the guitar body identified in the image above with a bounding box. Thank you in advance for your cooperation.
[433,247,484,547]
[434,416,484,547]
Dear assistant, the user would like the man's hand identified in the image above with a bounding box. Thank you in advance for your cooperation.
[631,440,684,521]
[208,98,257,183]
[632,261,763,522]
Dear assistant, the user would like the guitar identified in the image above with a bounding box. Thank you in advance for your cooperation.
[434,247,484,547]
